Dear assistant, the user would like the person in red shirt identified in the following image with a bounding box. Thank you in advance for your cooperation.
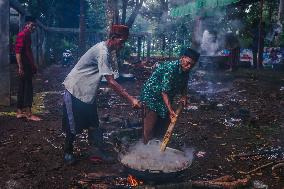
[15,16,41,121]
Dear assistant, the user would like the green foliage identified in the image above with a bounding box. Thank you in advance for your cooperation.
[86,0,106,30]
[61,38,77,50]
[120,42,132,60]
[131,15,152,33]
[279,32,284,47]
[19,0,80,27]
[140,1,164,22]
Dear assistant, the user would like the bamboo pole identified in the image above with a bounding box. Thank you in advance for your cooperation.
[160,104,184,151]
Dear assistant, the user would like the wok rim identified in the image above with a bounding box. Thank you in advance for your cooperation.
[119,147,192,174]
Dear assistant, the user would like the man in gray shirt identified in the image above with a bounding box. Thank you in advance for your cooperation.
[62,25,141,164]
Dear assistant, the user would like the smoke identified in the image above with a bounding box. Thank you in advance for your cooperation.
[194,9,244,55]
[120,140,194,172]
[200,30,219,55]
[267,21,283,43]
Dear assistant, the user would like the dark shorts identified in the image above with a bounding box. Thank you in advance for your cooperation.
[17,75,33,109]
[143,107,170,139]
[62,90,99,134]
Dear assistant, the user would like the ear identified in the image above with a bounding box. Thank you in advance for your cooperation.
[109,34,116,40]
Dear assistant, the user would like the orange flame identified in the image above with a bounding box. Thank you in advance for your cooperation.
[127,175,143,186]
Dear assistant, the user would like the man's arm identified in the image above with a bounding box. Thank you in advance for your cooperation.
[16,54,24,77]
[161,92,177,122]
[15,33,24,77]
[105,75,141,108]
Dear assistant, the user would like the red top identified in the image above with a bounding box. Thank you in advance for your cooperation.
[15,28,36,74]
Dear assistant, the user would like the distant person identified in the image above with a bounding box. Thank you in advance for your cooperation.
[62,25,141,164]
[270,48,278,65]
[15,16,41,121]
[140,48,200,144]
[225,33,240,71]
[228,46,240,71]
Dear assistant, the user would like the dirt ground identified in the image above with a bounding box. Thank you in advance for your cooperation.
[0,61,284,189]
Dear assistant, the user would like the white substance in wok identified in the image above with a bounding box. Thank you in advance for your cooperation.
[120,140,192,173]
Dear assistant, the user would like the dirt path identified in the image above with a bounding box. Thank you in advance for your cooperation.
[0,64,283,189]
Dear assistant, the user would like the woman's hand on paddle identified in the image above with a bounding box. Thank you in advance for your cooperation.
[178,95,188,106]
[131,98,142,109]
[169,110,177,123]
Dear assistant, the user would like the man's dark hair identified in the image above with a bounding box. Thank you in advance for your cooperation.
[180,47,200,62]
[109,25,129,40]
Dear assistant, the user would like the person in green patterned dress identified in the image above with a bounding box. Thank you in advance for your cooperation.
[140,48,200,144]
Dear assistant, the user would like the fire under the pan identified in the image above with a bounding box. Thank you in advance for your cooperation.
[120,140,192,173]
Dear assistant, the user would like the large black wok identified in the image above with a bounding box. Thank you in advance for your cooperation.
[118,141,192,183]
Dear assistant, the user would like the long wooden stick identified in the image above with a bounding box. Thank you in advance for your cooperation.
[160,104,183,151]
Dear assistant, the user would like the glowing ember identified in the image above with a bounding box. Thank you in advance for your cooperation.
[127,175,143,186]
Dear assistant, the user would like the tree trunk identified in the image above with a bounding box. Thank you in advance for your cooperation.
[0,0,10,106]
[257,0,264,69]
[106,0,115,36]
[121,0,128,25]
[142,37,145,58]
[275,0,284,45]
[137,36,142,60]
[79,0,86,56]
[159,0,168,56]
[168,35,172,58]
[113,0,119,24]
[278,0,284,21]
[161,34,166,57]
[192,17,202,50]
[147,34,151,61]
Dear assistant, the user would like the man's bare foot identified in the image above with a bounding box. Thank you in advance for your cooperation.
[16,110,26,119]
[16,112,26,119]
[25,114,42,121]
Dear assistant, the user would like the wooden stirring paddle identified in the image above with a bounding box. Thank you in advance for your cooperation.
[160,104,184,151]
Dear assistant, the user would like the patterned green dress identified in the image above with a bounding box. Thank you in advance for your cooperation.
[140,61,189,118]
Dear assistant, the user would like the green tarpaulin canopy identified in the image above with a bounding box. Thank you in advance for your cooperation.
[170,0,240,17]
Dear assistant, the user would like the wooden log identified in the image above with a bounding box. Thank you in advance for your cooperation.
[192,178,249,189]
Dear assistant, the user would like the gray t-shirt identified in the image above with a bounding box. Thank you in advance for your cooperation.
[63,41,113,104]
